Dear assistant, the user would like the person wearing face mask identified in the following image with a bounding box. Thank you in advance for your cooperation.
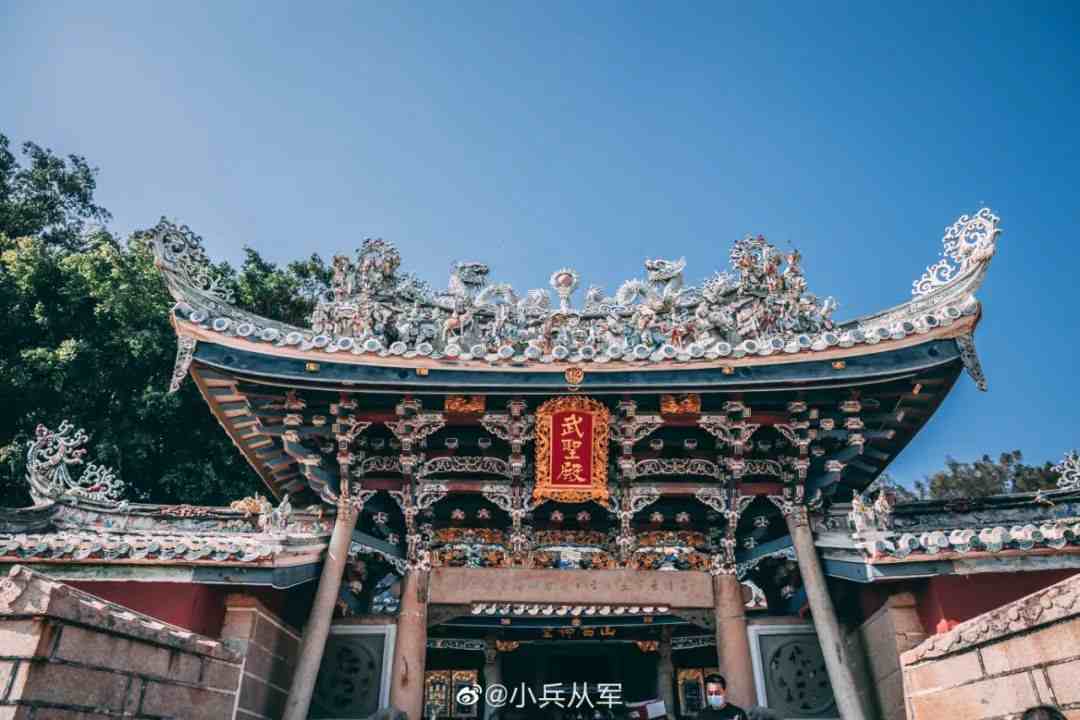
[695,674,747,720]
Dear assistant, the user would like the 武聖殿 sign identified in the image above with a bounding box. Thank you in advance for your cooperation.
[534,396,610,504]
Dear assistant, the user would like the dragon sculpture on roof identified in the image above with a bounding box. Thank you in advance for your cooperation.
[150,209,998,375]
[301,231,836,363]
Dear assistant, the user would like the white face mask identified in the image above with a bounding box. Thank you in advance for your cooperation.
[706,694,726,708]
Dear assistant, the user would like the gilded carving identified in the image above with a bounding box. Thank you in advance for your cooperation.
[445,395,486,414]
[660,393,701,415]
[229,495,271,516]
[534,396,610,504]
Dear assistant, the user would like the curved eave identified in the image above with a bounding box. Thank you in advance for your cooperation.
[157,209,998,383]
[177,313,975,393]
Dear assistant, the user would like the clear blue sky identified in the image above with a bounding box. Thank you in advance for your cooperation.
[3,1,1078,487]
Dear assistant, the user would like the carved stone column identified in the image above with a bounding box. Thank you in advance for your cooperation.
[390,569,430,720]
[784,506,869,720]
[282,500,360,720]
[657,628,677,717]
[711,573,756,710]
[483,635,502,720]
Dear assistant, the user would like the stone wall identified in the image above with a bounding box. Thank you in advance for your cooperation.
[220,592,301,720]
[902,571,1080,720]
[0,564,242,719]
[839,619,881,720]
[853,591,928,720]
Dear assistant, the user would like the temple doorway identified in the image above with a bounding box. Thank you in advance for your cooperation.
[421,569,724,718]
[500,642,657,701]
[540,648,615,687]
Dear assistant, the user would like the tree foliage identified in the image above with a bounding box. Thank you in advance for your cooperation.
[0,132,330,507]
[913,450,1059,500]
[0,135,112,250]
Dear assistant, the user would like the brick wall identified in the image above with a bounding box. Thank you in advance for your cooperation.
[220,593,301,720]
[902,571,1080,720]
[853,591,928,720]
[0,564,242,719]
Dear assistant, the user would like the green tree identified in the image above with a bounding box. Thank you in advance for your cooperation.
[914,450,1059,500]
[233,247,332,327]
[0,133,330,507]
[0,134,112,250]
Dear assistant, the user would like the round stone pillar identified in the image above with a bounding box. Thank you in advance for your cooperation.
[712,573,756,709]
[786,510,869,720]
[390,569,430,720]
[283,504,360,720]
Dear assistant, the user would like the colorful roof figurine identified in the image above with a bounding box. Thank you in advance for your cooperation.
[150,208,998,382]
[140,209,1001,505]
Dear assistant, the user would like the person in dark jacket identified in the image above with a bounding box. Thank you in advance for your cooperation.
[694,674,747,720]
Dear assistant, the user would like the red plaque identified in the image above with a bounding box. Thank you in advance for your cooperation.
[534,396,609,504]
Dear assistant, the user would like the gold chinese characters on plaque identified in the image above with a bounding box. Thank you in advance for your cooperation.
[660,393,701,416]
[534,396,610,504]
[444,395,486,414]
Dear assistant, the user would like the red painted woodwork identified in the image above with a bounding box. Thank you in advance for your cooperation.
[550,410,594,490]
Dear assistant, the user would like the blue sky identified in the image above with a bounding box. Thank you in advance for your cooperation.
[3,1,1078,487]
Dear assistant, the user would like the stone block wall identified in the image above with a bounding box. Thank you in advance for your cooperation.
[902,571,1080,720]
[0,564,242,719]
[853,590,928,720]
[840,619,881,720]
[220,592,300,720]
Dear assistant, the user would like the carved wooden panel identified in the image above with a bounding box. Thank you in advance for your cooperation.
[677,668,705,716]
[424,671,452,718]
[429,567,714,607]
[757,633,836,718]
[311,633,387,719]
